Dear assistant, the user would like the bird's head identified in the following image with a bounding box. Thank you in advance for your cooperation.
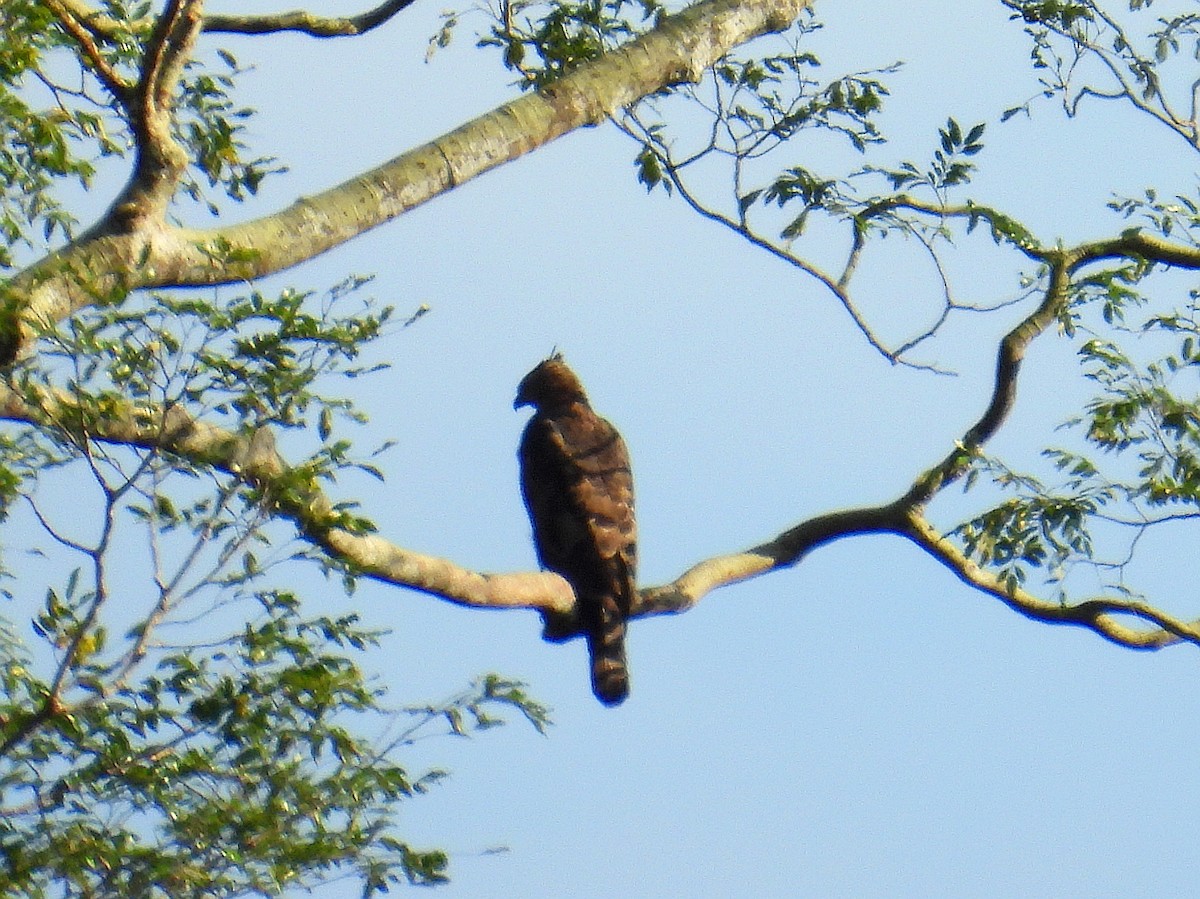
[514,352,588,411]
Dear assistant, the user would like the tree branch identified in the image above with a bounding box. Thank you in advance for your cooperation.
[0,381,576,617]
[139,0,203,123]
[203,1,419,36]
[615,99,917,365]
[0,376,916,638]
[40,0,134,100]
[1071,228,1200,270]
[118,0,204,224]
[50,0,420,39]
[6,302,1199,654]
[898,255,1070,507]
[18,0,1200,662]
[6,0,811,361]
[635,504,909,616]
[1000,0,1200,148]
[638,212,1200,640]
[902,510,1200,650]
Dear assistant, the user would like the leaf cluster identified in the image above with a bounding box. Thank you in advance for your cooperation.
[953,462,1105,594]
[742,118,984,245]
[176,49,284,215]
[48,273,387,432]
[1011,0,1092,29]
[0,2,107,268]
[2,591,545,895]
[875,119,986,196]
[630,19,893,221]
[1074,316,1200,506]
[1110,188,1200,244]
[713,52,889,153]
[482,0,662,88]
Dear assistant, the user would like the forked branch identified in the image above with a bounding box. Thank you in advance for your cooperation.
[639,223,1200,653]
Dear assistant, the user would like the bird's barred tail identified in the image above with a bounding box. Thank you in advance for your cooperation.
[588,592,630,706]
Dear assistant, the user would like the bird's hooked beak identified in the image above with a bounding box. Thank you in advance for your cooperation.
[513,377,532,410]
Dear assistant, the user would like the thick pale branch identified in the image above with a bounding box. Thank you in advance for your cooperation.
[182,0,808,279]
[632,489,1200,650]
[0,383,575,617]
[7,374,1198,655]
[0,375,933,632]
[635,505,908,616]
[139,0,201,120]
[7,0,810,360]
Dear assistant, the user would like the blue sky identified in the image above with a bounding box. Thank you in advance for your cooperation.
[22,0,1200,895]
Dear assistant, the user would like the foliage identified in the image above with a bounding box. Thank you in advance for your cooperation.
[481,0,664,87]
[176,47,285,214]
[0,1,97,268]
[951,285,1200,599]
[5,591,465,895]
[874,119,986,196]
[0,1,280,272]
[0,272,549,895]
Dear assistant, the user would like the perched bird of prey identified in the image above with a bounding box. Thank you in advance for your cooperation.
[515,354,636,706]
